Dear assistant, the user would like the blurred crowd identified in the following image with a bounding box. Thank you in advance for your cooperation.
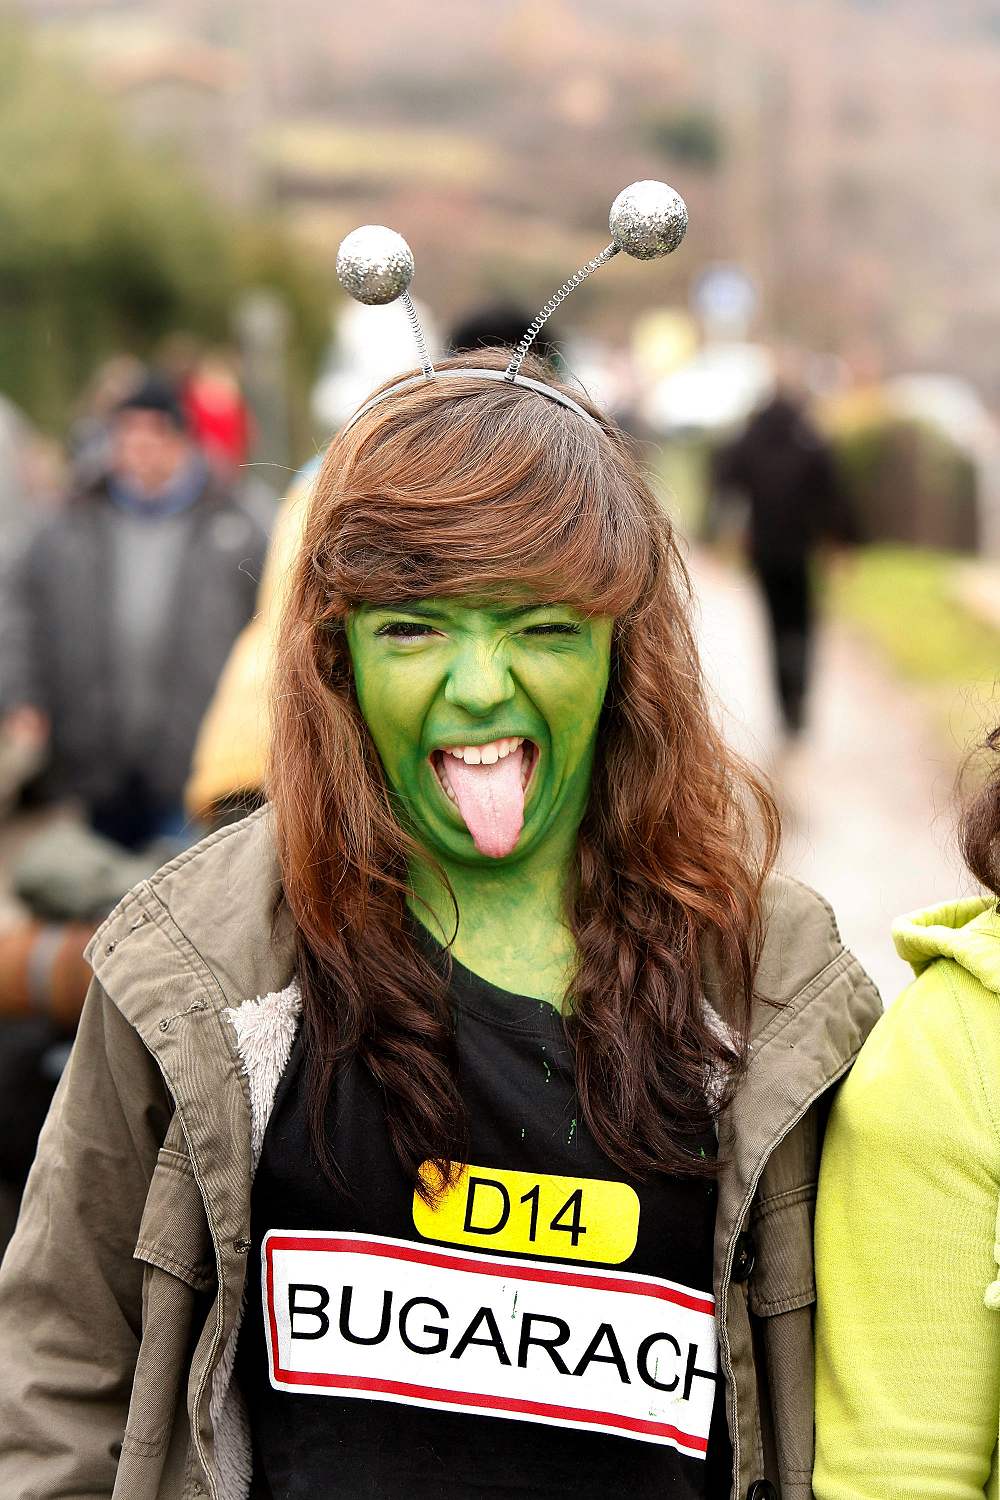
[0,345,269,1241]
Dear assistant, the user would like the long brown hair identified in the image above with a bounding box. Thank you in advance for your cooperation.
[961,725,1000,898]
[270,350,780,1197]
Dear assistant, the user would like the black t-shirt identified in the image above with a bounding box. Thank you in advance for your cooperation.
[236,942,733,1499]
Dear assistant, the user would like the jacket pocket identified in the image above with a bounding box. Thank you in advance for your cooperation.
[121,1267,204,1461]
[746,1182,816,1317]
[123,1143,216,1464]
[134,1143,215,1293]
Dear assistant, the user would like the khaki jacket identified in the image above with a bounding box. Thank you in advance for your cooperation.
[0,810,881,1500]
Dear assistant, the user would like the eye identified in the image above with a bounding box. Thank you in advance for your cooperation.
[522,622,581,636]
[375,621,437,639]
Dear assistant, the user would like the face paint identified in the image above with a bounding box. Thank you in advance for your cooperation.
[345,600,613,868]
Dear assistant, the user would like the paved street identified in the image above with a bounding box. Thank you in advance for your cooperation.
[689,550,963,1005]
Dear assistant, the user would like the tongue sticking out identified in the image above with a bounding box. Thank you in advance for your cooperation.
[443,744,526,858]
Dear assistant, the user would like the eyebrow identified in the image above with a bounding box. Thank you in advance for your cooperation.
[494,603,562,620]
[372,602,449,619]
[370,601,566,622]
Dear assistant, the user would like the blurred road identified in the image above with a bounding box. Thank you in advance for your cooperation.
[689,550,962,1006]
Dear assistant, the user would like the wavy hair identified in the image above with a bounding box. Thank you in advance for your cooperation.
[961,724,1000,898]
[270,350,780,1198]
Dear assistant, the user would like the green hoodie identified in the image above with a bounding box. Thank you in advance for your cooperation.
[815,897,1000,1499]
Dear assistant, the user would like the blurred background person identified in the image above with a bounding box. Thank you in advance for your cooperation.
[712,391,857,735]
[0,373,268,851]
[183,347,255,479]
[65,354,146,489]
[185,458,312,828]
[449,302,560,369]
[0,374,268,1236]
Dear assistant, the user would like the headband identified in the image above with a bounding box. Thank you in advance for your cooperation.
[334,179,688,432]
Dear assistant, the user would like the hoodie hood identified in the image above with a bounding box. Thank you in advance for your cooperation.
[892,896,1000,991]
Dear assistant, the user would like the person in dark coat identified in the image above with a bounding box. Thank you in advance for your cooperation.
[713,394,856,734]
[0,375,268,848]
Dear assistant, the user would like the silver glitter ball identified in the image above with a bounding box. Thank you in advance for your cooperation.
[609,181,688,261]
[336,225,415,306]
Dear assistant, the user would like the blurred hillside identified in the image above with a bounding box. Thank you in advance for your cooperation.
[0,9,330,442]
[12,0,1000,404]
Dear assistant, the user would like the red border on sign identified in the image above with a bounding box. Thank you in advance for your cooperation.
[263,1233,712,1455]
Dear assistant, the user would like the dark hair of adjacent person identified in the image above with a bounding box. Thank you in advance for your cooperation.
[448,302,558,369]
[116,373,186,432]
[960,724,1000,898]
[269,348,780,1202]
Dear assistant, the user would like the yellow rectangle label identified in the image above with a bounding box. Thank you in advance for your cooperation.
[413,1163,640,1265]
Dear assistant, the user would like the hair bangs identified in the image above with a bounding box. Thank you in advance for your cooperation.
[311,352,660,622]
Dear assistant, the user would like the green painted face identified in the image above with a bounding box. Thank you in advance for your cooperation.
[345,599,613,868]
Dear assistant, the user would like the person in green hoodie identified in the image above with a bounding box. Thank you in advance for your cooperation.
[814,740,1000,1497]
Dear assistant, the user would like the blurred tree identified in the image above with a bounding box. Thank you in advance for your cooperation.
[0,17,329,452]
[647,110,724,171]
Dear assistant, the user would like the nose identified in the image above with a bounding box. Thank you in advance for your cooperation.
[443,639,516,718]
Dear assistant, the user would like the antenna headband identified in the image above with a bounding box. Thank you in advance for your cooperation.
[333,180,688,431]
[342,367,599,436]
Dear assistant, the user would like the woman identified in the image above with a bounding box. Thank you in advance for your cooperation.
[815,734,1000,1496]
[0,353,880,1500]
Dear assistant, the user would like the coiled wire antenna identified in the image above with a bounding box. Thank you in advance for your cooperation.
[400,291,434,379]
[503,244,619,382]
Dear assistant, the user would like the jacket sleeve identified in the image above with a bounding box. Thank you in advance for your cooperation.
[0,977,173,1499]
[814,962,1000,1499]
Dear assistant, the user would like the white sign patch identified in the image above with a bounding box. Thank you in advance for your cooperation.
[263,1230,718,1454]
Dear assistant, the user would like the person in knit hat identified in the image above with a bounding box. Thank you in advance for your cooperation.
[0,370,268,850]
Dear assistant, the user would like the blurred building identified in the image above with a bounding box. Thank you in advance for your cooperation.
[17,5,258,205]
[707,0,1000,401]
[97,36,255,206]
[15,0,1000,400]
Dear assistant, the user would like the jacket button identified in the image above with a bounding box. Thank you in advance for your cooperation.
[731,1232,755,1283]
[233,1237,252,1254]
[746,1484,777,1500]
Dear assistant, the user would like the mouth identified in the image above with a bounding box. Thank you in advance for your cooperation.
[431,738,538,859]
